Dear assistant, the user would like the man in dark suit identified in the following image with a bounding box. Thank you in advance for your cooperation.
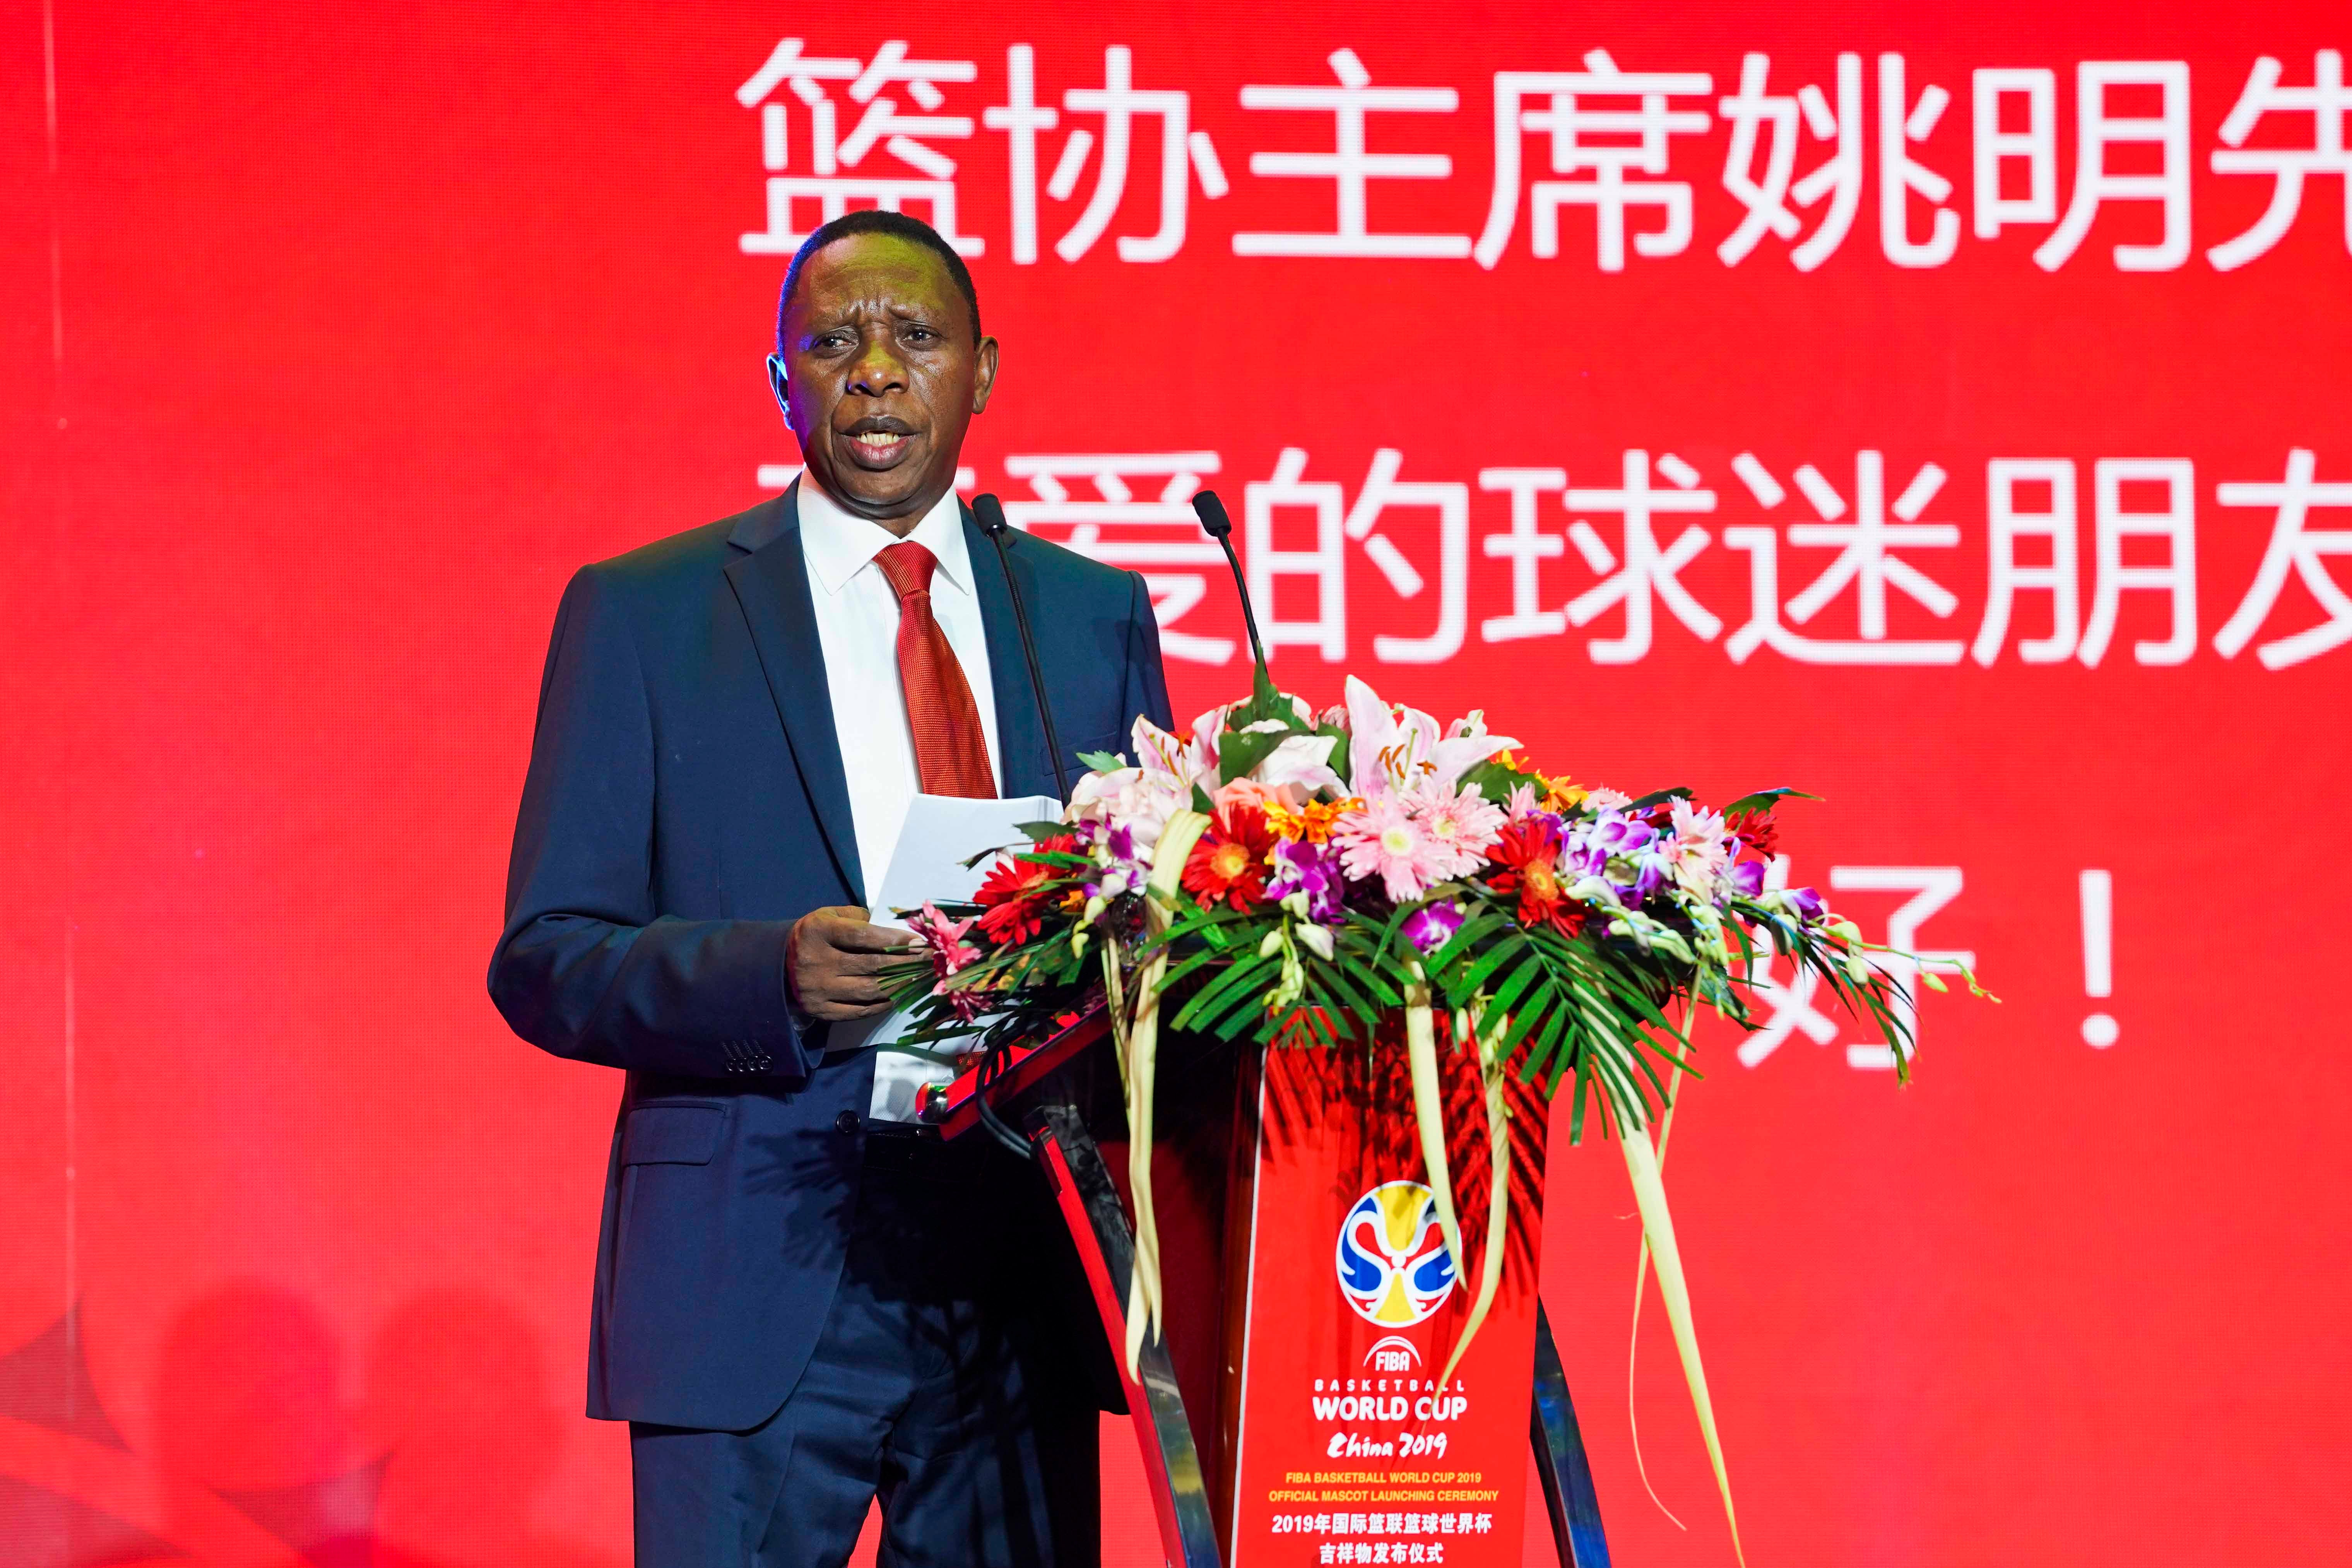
[490,209,1172,1567]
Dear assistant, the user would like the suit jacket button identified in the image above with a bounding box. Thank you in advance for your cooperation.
[834,1110,862,1135]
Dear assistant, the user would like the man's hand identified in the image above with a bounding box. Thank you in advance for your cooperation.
[786,906,912,1022]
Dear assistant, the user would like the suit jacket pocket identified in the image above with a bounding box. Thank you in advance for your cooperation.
[621,1101,727,1166]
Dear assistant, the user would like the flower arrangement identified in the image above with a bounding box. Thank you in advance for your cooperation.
[885,670,1982,1557]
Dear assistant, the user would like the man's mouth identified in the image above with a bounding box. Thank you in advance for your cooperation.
[840,419,919,470]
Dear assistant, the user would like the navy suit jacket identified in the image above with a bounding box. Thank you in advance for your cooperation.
[489,484,1174,1430]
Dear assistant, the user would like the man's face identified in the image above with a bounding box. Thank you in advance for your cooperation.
[770,234,997,528]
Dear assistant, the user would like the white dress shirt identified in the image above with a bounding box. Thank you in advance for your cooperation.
[797,478,1007,1120]
[795,476,1003,909]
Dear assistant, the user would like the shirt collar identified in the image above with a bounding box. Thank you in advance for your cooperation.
[795,475,973,600]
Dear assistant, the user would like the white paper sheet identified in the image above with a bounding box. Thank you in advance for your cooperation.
[828,793,1062,1121]
[870,793,1064,931]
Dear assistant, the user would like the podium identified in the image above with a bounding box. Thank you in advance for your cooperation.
[919,1010,1613,1568]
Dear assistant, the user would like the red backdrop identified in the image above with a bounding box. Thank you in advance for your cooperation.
[6,3,2350,1565]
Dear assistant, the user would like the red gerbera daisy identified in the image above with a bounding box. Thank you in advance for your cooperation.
[1726,808,1779,858]
[1487,817,1582,934]
[1182,804,1277,911]
[975,834,1078,944]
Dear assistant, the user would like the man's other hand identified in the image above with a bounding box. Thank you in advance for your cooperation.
[787,906,910,1021]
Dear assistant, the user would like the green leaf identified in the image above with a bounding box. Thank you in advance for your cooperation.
[1310,949,1386,1021]
[1721,787,1821,816]
[1248,660,1290,727]
[1453,927,1528,997]
[1216,725,1288,786]
[1367,903,1417,965]
[1158,944,1234,992]
[1329,942,1406,1010]
[1459,757,1543,802]
[1076,750,1127,773]
[1189,969,1276,1038]
[1172,954,1276,1032]
[1528,1006,1572,1087]
[1622,787,1694,811]
[1424,906,1507,975]
[1487,951,1546,1021]
[1013,820,1069,840]
[1191,781,1217,815]
[1582,1029,1647,1125]
[1317,724,1352,787]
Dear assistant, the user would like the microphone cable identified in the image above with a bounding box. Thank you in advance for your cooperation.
[972,494,1073,804]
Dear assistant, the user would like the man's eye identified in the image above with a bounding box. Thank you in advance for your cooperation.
[905,327,937,344]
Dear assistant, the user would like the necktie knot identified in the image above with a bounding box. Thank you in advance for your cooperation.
[874,540,938,602]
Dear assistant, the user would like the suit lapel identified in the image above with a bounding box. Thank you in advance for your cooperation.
[965,506,1055,801]
[725,486,863,901]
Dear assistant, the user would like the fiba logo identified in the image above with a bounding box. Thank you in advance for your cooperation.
[1335,1181,1457,1327]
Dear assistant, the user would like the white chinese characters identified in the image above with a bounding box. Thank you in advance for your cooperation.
[737,39,987,257]
[730,39,2352,274]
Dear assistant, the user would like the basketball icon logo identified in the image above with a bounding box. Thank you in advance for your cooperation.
[1335,1181,1457,1326]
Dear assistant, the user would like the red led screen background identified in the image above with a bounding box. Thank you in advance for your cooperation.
[5,3,2349,1565]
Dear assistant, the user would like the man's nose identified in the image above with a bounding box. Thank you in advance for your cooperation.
[846,336,908,396]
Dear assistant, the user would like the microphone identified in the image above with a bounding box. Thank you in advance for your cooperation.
[1189,489,1280,707]
[972,494,1073,804]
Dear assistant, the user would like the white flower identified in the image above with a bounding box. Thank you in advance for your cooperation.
[1669,797,1727,843]
[1252,732,1345,796]
[1128,711,1217,790]
[1664,841,1729,897]
[1341,674,1517,799]
[1569,874,1626,910]
[1066,767,1187,850]
[1430,707,1518,791]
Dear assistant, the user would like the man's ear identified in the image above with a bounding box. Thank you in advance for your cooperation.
[971,335,1000,415]
[766,354,792,428]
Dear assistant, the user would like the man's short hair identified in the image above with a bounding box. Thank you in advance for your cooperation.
[774,211,983,350]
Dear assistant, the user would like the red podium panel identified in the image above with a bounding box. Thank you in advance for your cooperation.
[1222,1042,1548,1568]
[939,1014,1601,1568]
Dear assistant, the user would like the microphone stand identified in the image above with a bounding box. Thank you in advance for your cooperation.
[970,493,1067,1162]
[1188,489,1281,713]
[972,493,1073,804]
[956,492,1276,1163]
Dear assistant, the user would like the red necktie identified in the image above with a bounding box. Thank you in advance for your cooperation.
[873,541,996,799]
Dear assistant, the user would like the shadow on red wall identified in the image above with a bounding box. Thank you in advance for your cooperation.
[0,1287,618,1568]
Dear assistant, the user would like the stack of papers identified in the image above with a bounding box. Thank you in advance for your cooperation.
[831,793,1063,1121]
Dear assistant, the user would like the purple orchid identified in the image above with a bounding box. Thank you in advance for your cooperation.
[1586,812,1657,858]
[1403,899,1464,953]
[1560,838,1608,880]
[1077,819,1148,904]
[1268,836,1345,924]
